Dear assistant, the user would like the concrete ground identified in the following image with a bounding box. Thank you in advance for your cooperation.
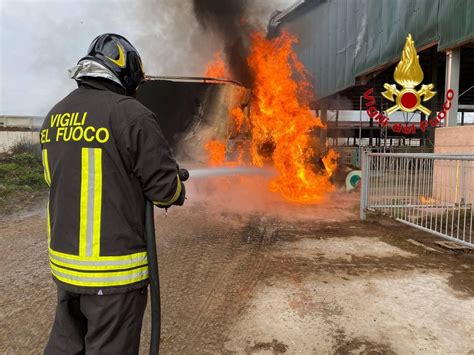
[0,176,473,354]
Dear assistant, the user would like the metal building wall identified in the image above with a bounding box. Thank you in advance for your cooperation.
[438,0,474,50]
[273,0,474,99]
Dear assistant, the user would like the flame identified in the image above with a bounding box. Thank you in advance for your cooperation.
[204,51,230,78]
[201,31,338,203]
[394,34,423,88]
[205,139,245,167]
[204,140,226,166]
[247,31,337,203]
[419,195,436,204]
[230,106,245,133]
[322,149,338,177]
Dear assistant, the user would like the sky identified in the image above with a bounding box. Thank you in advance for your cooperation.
[0,0,294,116]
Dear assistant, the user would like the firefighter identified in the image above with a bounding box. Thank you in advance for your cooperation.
[41,33,185,354]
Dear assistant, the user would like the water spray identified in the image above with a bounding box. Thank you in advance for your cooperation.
[186,166,276,179]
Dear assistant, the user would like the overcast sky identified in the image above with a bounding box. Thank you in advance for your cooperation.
[0,0,294,116]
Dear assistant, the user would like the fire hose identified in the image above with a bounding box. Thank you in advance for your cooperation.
[145,168,189,355]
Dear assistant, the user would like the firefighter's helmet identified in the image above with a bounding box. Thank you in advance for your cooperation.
[81,33,145,95]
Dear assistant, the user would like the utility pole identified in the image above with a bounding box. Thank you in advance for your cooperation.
[444,48,461,127]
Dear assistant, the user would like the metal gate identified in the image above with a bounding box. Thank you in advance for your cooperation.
[360,152,474,248]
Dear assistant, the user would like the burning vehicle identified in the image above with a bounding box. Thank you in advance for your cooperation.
[137,31,341,204]
[137,76,252,164]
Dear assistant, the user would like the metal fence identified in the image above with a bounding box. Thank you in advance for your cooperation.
[360,152,474,248]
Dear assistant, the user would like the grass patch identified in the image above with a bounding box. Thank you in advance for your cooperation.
[0,142,47,215]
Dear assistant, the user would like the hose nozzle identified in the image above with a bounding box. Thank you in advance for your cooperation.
[178,168,189,182]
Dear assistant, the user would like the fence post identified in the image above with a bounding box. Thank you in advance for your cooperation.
[360,150,369,220]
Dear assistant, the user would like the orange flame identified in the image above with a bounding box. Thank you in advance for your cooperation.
[230,106,245,133]
[204,140,226,166]
[247,31,337,203]
[204,51,230,78]
[202,31,338,203]
[322,149,339,177]
[419,195,436,204]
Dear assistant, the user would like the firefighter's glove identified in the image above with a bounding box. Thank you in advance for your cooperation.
[172,182,186,206]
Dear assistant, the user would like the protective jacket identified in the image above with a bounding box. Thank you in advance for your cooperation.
[40,78,182,295]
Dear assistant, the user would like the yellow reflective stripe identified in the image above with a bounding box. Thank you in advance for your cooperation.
[80,148,103,257]
[50,264,148,279]
[47,201,51,245]
[49,247,147,262]
[48,250,148,271]
[49,258,147,271]
[51,270,149,287]
[79,148,89,256]
[50,263,149,287]
[42,149,51,186]
[43,149,51,245]
[92,149,102,257]
[153,174,182,206]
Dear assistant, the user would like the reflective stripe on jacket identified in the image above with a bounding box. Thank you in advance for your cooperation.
[40,78,181,294]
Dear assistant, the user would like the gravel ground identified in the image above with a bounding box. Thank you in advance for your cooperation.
[0,176,473,354]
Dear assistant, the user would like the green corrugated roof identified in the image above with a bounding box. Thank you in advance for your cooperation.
[273,0,474,99]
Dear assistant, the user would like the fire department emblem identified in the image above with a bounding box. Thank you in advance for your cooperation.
[382,34,436,115]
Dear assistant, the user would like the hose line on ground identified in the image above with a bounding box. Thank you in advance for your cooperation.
[145,199,161,355]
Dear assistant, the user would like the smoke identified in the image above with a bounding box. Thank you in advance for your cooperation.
[193,0,248,35]
[179,174,357,223]
[127,0,216,78]
[192,0,292,86]
[192,0,253,85]
[175,124,218,164]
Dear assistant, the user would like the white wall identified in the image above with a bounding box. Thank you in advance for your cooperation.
[433,126,474,204]
[0,131,40,153]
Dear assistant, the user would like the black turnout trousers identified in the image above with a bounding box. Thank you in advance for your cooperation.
[44,286,147,355]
